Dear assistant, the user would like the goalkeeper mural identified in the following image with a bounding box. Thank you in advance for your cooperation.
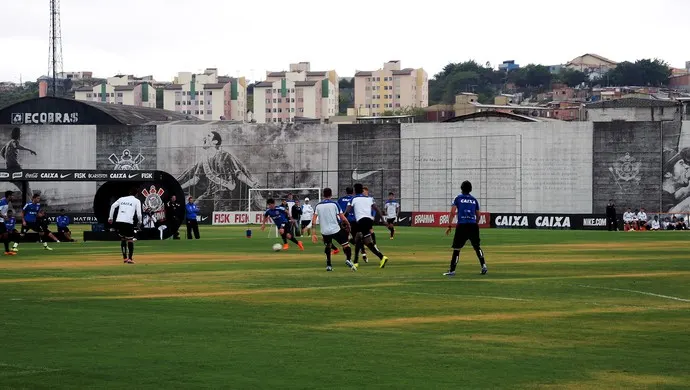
[177,131,263,212]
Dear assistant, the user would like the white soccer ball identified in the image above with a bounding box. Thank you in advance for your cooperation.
[272,243,283,252]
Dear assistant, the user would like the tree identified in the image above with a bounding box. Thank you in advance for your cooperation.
[339,78,354,90]
[0,82,39,109]
[607,59,671,87]
[508,64,552,90]
[429,61,502,105]
[556,69,587,87]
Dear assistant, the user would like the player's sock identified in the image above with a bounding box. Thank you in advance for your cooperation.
[120,241,127,259]
[365,243,384,260]
[474,247,486,266]
[281,232,288,244]
[353,242,362,264]
[449,249,460,272]
[389,227,394,237]
[371,232,377,245]
[289,236,299,245]
[128,242,135,259]
[3,238,9,253]
[324,246,332,267]
[343,246,352,260]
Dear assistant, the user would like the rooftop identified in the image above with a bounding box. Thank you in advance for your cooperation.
[295,81,318,87]
[586,97,680,109]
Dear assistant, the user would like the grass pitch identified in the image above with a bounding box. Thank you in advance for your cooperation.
[0,226,689,389]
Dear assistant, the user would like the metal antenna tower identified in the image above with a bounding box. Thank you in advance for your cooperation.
[48,0,63,96]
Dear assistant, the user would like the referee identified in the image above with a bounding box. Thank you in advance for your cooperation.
[444,181,488,276]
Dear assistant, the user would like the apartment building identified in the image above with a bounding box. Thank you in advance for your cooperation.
[353,61,428,116]
[163,68,247,121]
[253,62,338,124]
[74,74,157,108]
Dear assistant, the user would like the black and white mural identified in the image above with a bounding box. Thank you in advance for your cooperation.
[337,124,401,206]
[156,122,338,213]
[96,125,157,171]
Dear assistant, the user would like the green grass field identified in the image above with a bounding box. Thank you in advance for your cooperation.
[0,226,688,389]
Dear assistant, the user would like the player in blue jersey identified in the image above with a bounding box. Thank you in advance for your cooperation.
[444,181,487,276]
[311,188,354,271]
[261,198,304,251]
[56,209,75,242]
[0,191,14,255]
[20,194,55,250]
[333,187,354,256]
[5,210,20,252]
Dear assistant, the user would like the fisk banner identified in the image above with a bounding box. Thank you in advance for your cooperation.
[212,211,265,225]
[411,212,490,228]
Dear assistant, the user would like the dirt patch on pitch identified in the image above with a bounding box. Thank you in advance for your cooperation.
[444,334,602,348]
[329,306,668,329]
[534,371,688,389]
[43,282,403,301]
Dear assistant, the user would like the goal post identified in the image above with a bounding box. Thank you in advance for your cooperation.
[248,188,322,238]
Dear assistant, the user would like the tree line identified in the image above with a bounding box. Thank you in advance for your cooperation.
[428,59,672,105]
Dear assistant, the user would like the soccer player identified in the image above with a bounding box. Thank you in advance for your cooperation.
[56,209,74,242]
[0,191,13,255]
[286,194,296,213]
[5,210,20,252]
[311,188,355,271]
[362,186,377,247]
[333,187,355,257]
[261,198,304,251]
[444,180,487,276]
[291,199,302,237]
[301,197,314,236]
[20,194,54,251]
[384,192,400,239]
[109,187,143,264]
[34,210,60,247]
[346,183,389,269]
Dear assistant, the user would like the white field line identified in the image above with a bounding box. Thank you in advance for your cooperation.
[578,285,690,303]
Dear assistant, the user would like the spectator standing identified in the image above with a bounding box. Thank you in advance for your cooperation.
[291,199,302,237]
[605,199,617,231]
[185,196,200,239]
[166,195,182,240]
[301,198,314,237]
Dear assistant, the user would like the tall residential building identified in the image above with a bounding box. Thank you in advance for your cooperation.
[354,61,428,116]
[253,62,338,124]
[74,75,156,108]
[163,68,247,121]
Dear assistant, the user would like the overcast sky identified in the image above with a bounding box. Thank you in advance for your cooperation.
[1,0,689,83]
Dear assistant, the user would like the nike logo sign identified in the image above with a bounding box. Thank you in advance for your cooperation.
[352,169,380,181]
[128,174,139,179]
[398,217,407,222]
[59,174,71,178]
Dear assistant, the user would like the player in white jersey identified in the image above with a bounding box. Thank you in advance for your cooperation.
[301,198,315,237]
[108,187,143,264]
[384,192,400,240]
[311,188,355,271]
[346,183,389,270]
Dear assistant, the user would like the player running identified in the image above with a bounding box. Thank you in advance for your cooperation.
[56,209,75,242]
[21,194,56,250]
[444,180,487,276]
[109,187,143,264]
[5,210,20,253]
[384,192,400,240]
[346,183,389,270]
[0,191,14,255]
[333,187,354,257]
[311,188,355,271]
[261,198,304,251]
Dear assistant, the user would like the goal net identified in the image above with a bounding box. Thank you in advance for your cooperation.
[248,188,322,238]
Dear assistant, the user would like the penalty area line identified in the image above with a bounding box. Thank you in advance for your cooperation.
[578,285,690,303]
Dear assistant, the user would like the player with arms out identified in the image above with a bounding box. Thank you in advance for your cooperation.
[109,187,143,264]
[346,183,389,269]
[0,191,14,255]
[21,194,55,250]
[311,188,355,271]
[384,192,400,240]
[444,180,487,276]
[261,198,304,251]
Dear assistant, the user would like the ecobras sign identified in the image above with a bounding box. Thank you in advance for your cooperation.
[11,112,79,125]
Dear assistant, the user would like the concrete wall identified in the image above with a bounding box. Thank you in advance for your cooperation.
[400,121,594,213]
[587,107,680,122]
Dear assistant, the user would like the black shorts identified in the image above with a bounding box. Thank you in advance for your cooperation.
[301,220,311,229]
[357,218,374,237]
[452,223,480,249]
[386,218,396,225]
[348,220,359,235]
[115,222,135,239]
[23,222,48,234]
[322,229,349,247]
[0,223,6,234]
[58,227,71,233]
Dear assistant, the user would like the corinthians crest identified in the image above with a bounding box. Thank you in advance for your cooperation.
[109,149,145,170]
[611,153,642,183]
[142,185,166,220]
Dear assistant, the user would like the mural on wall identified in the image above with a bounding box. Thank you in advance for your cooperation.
[156,122,338,212]
[0,124,97,211]
[337,124,401,208]
[96,125,157,171]
[591,121,680,213]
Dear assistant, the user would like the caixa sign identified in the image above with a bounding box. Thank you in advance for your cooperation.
[11,112,79,125]
[489,214,610,230]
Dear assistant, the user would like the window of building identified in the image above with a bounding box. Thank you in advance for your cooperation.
[298,98,304,102]
[291,88,295,93]
[194,110,199,115]
[195,91,199,96]
[376,77,380,81]
[273,108,277,113]
[366,78,370,82]
[278,118,282,123]
[176,101,181,105]
[299,108,304,113]
[396,94,401,99]
[278,98,282,103]
[273,118,277,122]
[209,91,212,95]
[395,103,400,107]
[291,98,295,103]
[207,110,212,114]
[182,91,186,96]
[278,108,282,113]
[291,108,295,112]
[187,101,191,105]
[200,100,203,105]
[86,93,91,98]
[182,101,186,105]
[265,99,270,104]
[118,102,123,105]
[266,108,271,113]
[273,99,277,103]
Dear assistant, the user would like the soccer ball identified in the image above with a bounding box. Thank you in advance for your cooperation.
[272,243,283,252]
